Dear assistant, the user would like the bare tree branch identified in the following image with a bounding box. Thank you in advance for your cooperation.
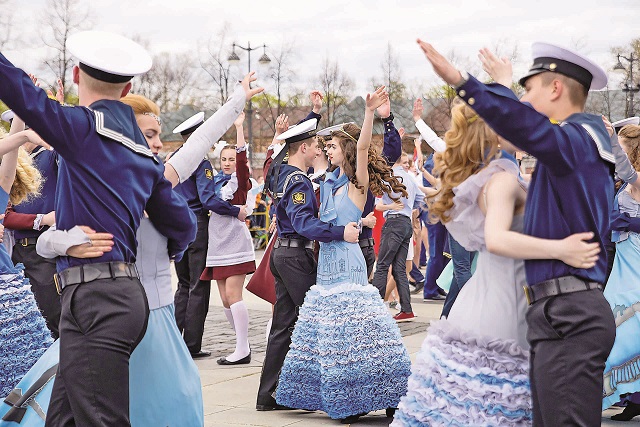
[317,57,354,126]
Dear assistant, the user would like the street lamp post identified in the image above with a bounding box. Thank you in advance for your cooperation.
[228,42,271,168]
[614,53,640,116]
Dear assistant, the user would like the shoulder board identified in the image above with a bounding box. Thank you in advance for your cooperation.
[277,170,310,199]
[579,123,615,164]
[92,110,159,163]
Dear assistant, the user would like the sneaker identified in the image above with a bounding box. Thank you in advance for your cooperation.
[389,300,399,310]
[410,281,424,294]
[393,312,416,322]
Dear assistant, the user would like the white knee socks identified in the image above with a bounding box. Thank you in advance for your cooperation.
[223,307,235,331]
[225,301,250,362]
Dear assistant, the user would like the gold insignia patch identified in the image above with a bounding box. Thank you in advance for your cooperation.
[205,169,213,180]
[292,192,305,205]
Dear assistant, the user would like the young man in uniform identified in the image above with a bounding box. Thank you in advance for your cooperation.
[418,39,616,426]
[0,31,196,426]
[256,119,360,411]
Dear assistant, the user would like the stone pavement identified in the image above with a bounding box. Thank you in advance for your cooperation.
[181,251,632,426]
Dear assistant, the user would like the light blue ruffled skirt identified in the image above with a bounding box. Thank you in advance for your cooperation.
[603,234,640,410]
[0,264,53,399]
[275,282,411,419]
[391,320,532,427]
[0,304,203,427]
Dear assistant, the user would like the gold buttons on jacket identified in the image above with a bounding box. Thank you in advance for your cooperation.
[468,97,475,105]
[458,90,466,97]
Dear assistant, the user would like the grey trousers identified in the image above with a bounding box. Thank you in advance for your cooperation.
[526,287,615,426]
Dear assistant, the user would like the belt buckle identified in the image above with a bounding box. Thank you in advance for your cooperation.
[523,285,532,305]
[54,274,62,295]
[21,239,28,247]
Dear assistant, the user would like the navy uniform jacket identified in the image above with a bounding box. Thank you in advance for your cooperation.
[11,147,58,239]
[456,74,614,285]
[174,159,211,217]
[0,53,197,271]
[276,164,344,242]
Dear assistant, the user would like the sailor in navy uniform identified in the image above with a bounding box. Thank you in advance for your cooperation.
[172,112,214,358]
[0,31,196,426]
[256,119,360,411]
[418,39,617,426]
[4,140,60,338]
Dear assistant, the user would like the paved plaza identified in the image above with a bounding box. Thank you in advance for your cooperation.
[184,250,636,426]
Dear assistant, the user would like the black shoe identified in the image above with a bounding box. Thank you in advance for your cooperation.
[190,350,211,359]
[386,407,397,417]
[423,294,446,301]
[340,412,368,424]
[612,402,640,421]
[255,397,293,411]
[437,287,447,296]
[217,352,251,365]
[410,281,424,294]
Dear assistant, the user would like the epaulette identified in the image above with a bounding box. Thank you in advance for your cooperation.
[277,170,310,199]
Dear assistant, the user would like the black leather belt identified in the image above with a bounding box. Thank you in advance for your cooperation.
[524,275,602,305]
[359,237,375,248]
[17,237,38,246]
[386,213,409,220]
[54,261,139,295]
[274,237,313,250]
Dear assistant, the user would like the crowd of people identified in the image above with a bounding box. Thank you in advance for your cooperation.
[0,29,639,427]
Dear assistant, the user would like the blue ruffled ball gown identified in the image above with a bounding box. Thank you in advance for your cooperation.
[275,170,411,420]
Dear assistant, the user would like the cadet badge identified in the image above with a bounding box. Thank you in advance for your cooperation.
[205,169,213,180]
[292,192,305,204]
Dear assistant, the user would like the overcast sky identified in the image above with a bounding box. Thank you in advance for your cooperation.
[4,0,640,99]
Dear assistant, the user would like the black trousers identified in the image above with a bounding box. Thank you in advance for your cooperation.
[257,245,316,405]
[45,276,149,427]
[12,242,61,338]
[174,216,211,353]
[360,243,376,280]
[526,287,616,426]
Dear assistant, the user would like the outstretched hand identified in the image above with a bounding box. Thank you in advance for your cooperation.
[417,39,464,86]
[376,98,391,119]
[310,90,323,113]
[478,48,512,87]
[412,98,424,122]
[555,232,601,269]
[234,111,245,128]
[241,71,264,100]
[366,86,389,112]
[55,79,65,103]
[602,115,614,137]
[274,114,289,136]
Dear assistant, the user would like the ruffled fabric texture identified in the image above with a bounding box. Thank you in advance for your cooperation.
[446,158,521,252]
[276,282,411,419]
[0,264,54,397]
[391,320,532,427]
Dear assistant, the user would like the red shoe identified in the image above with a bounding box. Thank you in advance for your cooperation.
[393,312,416,322]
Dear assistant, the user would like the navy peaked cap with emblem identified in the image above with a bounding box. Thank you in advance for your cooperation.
[519,42,607,90]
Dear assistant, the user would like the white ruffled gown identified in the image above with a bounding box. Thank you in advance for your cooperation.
[392,158,532,427]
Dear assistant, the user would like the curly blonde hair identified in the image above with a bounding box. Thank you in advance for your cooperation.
[619,124,640,172]
[427,102,501,223]
[0,128,43,205]
[330,123,407,200]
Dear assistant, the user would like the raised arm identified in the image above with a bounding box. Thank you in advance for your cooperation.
[165,72,263,186]
[377,99,402,164]
[413,98,446,153]
[357,86,389,189]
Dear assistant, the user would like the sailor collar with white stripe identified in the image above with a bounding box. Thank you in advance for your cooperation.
[91,109,158,163]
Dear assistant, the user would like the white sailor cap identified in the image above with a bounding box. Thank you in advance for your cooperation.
[316,123,356,136]
[519,42,608,90]
[1,110,14,123]
[613,117,640,133]
[276,118,318,144]
[67,30,152,84]
[173,112,205,136]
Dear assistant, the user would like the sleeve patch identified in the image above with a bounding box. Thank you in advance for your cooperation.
[205,169,213,180]
[292,192,306,205]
